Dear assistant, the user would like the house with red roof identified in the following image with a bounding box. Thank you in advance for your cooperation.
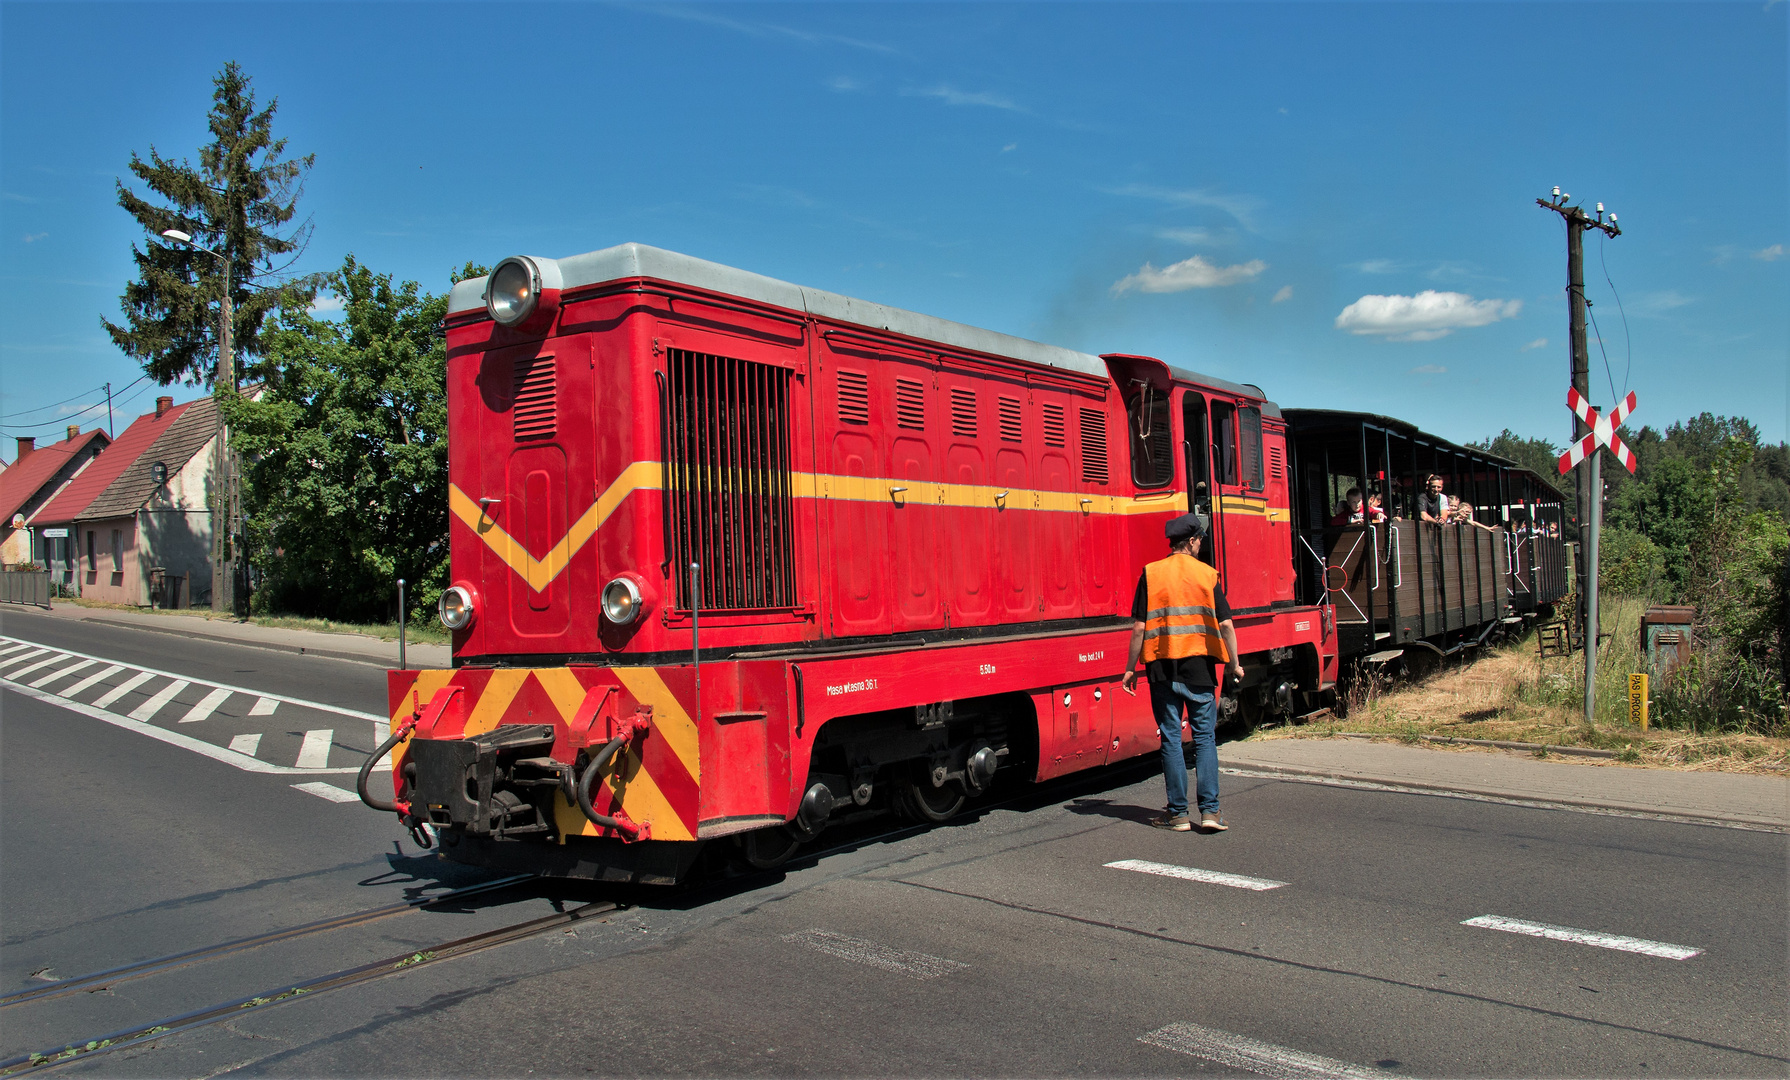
[34,395,219,607]
[0,425,111,572]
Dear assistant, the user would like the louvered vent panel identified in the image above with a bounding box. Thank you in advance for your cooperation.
[512,354,556,440]
[998,396,1023,442]
[1042,403,1066,448]
[663,349,798,611]
[1080,408,1109,484]
[895,377,925,431]
[1268,445,1284,480]
[950,388,977,438]
[837,369,870,425]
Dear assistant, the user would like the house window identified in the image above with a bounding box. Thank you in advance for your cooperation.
[111,529,123,572]
[86,531,95,570]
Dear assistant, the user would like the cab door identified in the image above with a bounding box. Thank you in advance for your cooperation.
[1211,399,1274,611]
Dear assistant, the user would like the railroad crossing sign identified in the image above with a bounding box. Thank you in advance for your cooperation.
[1558,387,1638,475]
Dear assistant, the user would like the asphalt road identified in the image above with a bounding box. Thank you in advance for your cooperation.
[2,608,1785,1078]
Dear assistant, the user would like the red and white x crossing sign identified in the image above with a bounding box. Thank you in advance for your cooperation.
[1558,387,1638,475]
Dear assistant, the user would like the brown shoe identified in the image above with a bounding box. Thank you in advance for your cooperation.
[1199,814,1228,833]
[1151,813,1193,832]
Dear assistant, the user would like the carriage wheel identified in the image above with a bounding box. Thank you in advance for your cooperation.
[899,776,967,823]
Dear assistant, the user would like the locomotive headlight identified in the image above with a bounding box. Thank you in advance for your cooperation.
[601,577,644,625]
[485,257,540,326]
[439,585,477,630]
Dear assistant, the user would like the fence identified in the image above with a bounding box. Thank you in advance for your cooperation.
[1,570,52,609]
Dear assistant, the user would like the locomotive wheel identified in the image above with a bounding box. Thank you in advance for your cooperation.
[899,776,967,823]
[740,825,802,870]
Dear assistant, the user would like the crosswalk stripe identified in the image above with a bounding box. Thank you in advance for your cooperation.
[249,696,279,716]
[228,733,263,756]
[92,671,155,709]
[296,729,334,770]
[781,929,969,981]
[178,687,234,724]
[291,781,360,803]
[1139,1022,1392,1078]
[129,679,191,721]
[30,658,95,688]
[0,648,50,672]
[7,652,72,680]
[0,642,34,657]
[60,664,125,698]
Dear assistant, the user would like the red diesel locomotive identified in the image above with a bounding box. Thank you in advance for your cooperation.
[361,243,1563,883]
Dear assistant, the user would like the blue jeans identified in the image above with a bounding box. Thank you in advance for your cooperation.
[1150,680,1219,817]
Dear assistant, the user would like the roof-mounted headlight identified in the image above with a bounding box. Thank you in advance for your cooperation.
[602,577,644,626]
[485,257,541,326]
[439,585,476,631]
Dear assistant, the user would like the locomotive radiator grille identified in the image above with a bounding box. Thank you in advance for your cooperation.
[664,349,798,611]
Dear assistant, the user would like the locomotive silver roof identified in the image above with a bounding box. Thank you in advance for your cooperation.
[449,242,1270,406]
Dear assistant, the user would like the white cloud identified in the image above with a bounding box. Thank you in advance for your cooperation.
[1354,258,1400,274]
[1755,244,1785,261]
[1106,184,1263,230]
[1633,289,1695,316]
[1334,290,1522,341]
[1409,364,1448,375]
[308,294,344,315]
[1272,285,1293,304]
[1157,227,1216,245]
[906,85,1024,112]
[1112,255,1267,295]
[22,232,46,243]
[1278,106,1289,115]
[629,5,898,55]
[1520,337,1548,352]
[1001,143,1018,153]
[827,75,863,92]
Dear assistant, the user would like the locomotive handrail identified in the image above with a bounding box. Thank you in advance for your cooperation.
[1389,525,1402,588]
[1369,525,1380,592]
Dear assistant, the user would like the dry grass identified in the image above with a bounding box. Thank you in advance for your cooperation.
[1255,602,1789,775]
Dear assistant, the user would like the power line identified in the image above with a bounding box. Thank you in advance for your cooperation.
[1598,233,1633,398]
[0,383,108,419]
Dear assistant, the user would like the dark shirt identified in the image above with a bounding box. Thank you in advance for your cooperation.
[1417,493,1447,521]
[1132,566,1233,688]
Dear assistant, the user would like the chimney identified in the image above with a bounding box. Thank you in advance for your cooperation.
[155,396,174,419]
[15,437,34,461]
[67,425,80,442]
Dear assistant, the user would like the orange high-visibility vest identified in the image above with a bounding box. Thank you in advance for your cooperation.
[1140,554,1229,665]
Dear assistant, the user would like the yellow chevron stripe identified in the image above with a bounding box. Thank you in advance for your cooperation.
[550,754,694,842]
[449,461,662,592]
[612,668,700,783]
[462,669,531,737]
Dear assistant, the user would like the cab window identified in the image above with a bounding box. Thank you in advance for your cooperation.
[1127,385,1174,488]
[1239,406,1265,491]
[1211,401,1239,486]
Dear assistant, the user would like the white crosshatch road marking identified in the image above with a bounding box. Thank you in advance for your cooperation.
[782,929,969,981]
[8,652,72,680]
[129,678,191,721]
[179,686,234,724]
[1462,915,1703,959]
[93,670,156,709]
[0,634,386,777]
[1106,859,1289,891]
[291,781,360,803]
[30,657,95,688]
[1140,1022,1394,1079]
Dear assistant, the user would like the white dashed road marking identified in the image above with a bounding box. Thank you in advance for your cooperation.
[1139,1022,1394,1079]
[0,648,49,671]
[178,687,234,724]
[1461,915,1703,959]
[249,696,279,716]
[291,781,360,804]
[129,678,191,721]
[296,729,334,770]
[229,733,264,756]
[30,657,94,688]
[782,929,969,981]
[0,642,32,656]
[92,670,156,709]
[1106,859,1289,891]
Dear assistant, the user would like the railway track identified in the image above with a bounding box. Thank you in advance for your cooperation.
[0,877,615,1077]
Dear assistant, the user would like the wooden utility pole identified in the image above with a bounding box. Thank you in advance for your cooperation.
[1537,188,1620,721]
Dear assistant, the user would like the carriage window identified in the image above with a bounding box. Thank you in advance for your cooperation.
[1239,406,1264,492]
[1211,401,1239,486]
[1126,385,1174,488]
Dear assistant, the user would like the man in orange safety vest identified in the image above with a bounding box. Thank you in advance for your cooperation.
[1120,513,1244,833]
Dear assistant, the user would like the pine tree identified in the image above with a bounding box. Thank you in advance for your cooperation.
[104,62,318,388]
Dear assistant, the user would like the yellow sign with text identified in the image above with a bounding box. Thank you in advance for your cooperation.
[1628,673,1649,731]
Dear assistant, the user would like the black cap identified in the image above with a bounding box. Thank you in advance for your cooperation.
[1165,513,1209,541]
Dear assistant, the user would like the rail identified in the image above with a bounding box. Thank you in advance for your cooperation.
[0,571,51,609]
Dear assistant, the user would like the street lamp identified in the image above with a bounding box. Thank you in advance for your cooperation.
[162,228,239,615]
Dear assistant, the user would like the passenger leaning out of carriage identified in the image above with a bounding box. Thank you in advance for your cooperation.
[1120,513,1245,834]
[1330,487,1387,527]
[1417,474,1451,525]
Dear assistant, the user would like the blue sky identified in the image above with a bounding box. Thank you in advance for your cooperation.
[3,2,1785,457]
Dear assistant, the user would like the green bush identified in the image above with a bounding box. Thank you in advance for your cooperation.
[1598,527,1662,596]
